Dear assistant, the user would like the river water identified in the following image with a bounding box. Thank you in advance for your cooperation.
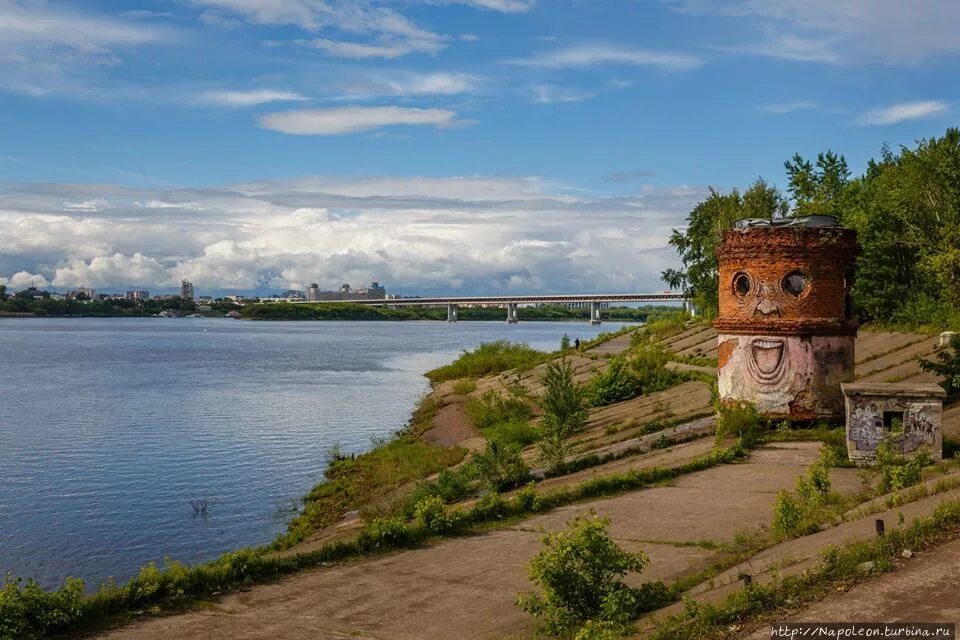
[0,318,624,590]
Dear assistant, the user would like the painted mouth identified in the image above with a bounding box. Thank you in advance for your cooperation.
[751,338,784,376]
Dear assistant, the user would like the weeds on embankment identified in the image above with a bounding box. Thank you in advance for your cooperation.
[425,340,547,384]
[647,498,960,640]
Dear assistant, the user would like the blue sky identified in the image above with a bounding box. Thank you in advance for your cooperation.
[1,0,958,295]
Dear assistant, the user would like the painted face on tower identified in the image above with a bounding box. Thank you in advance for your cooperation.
[727,268,811,387]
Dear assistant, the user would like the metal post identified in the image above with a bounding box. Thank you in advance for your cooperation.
[590,301,601,325]
[447,303,458,323]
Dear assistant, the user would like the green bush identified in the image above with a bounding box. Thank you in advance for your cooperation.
[426,340,545,383]
[517,514,649,635]
[773,461,834,539]
[876,441,931,492]
[469,441,531,492]
[0,577,84,640]
[482,420,540,448]
[586,356,643,407]
[467,390,534,430]
[414,496,455,534]
[715,401,768,447]
[629,343,688,395]
[357,517,417,551]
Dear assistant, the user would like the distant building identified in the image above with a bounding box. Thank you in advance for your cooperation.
[283,289,304,300]
[66,287,96,300]
[307,283,320,302]
[126,290,150,300]
[180,280,194,300]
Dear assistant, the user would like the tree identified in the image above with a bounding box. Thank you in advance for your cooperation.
[784,150,851,219]
[537,357,587,473]
[661,178,785,317]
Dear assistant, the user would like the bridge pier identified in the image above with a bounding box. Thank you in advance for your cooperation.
[589,301,602,325]
[506,303,519,324]
[446,303,458,323]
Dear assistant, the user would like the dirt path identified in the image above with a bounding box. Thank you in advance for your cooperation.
[96,443,836,640]
[743,536,960,637]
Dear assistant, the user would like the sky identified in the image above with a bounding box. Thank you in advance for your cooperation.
[0,0,958,296]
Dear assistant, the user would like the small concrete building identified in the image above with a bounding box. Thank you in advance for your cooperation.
[841,382,945,463]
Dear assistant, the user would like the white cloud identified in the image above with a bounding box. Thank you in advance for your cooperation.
[0,1,170,56]
[526,84,593,104]
[259,106,461,135]
[389,72,478,95]
[440,0,535,12]
[305,37,442,58]
[0,271,50,289]
[854,101,949,126]
[672,0,960,64]
[509,44,701,70]
[759,100,817,114]
[0,177,701,295]
[196,89,309,107]
[63,199,109,212]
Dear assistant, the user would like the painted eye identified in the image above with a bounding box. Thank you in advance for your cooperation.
[782,271,807,296]
[733,273,751,297]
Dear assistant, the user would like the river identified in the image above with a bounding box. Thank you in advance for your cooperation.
[0,318,625,590]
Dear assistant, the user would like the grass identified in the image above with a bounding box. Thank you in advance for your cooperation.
[276,396,466,548]
[466,390,534,430]
[451,378,477,395]
[426,340,547,384]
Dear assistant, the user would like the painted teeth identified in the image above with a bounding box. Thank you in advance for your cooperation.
[755,340,781,349]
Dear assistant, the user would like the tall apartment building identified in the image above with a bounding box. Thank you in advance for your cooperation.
[180,280,194,300]
[307,283,320,301]
[126,290,150,300]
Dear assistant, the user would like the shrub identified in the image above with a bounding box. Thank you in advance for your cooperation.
[919,332,960,395]
[0,577,84,640]
[586,357,643,407]
[470,441,531,492]
[517,514,648,636]
[414,496,455,534]
[876,441,931,492]
[482,420,540,448]
[426,340,545,383]
[715,401,768,447]
[467,391,533,430]
[629,343,687,395]
[357,517,416,551]
[773,461,834,539]
[574,619,625,640]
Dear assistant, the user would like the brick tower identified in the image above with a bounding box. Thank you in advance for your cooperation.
[714,216,858,421]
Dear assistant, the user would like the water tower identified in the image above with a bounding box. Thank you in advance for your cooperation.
[714,216,858,421]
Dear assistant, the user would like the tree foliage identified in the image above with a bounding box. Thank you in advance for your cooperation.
[537,357,588,473]
[663,128,960,328]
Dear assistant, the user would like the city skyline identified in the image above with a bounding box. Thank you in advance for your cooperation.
[1,0,958,295]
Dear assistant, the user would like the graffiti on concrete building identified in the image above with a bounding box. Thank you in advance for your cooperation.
[842,382,945,463]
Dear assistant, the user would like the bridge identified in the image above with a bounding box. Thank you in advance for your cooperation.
[286,293,694,324]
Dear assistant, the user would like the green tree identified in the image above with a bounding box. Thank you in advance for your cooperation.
[537,357,588,473]
[661,178,785,317]
[517,514,648,635]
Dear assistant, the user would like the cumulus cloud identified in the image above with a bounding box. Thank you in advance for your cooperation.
[854,100,948,126]
[0,176,701,295]
[0,271,49,289]
[508,44,702,70]
[195,89,309,107]
[258,106,461,135]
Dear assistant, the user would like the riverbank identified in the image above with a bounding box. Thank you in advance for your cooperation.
[3,318,959,640]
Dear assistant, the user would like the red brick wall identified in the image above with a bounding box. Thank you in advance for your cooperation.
[714,227,858,336]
